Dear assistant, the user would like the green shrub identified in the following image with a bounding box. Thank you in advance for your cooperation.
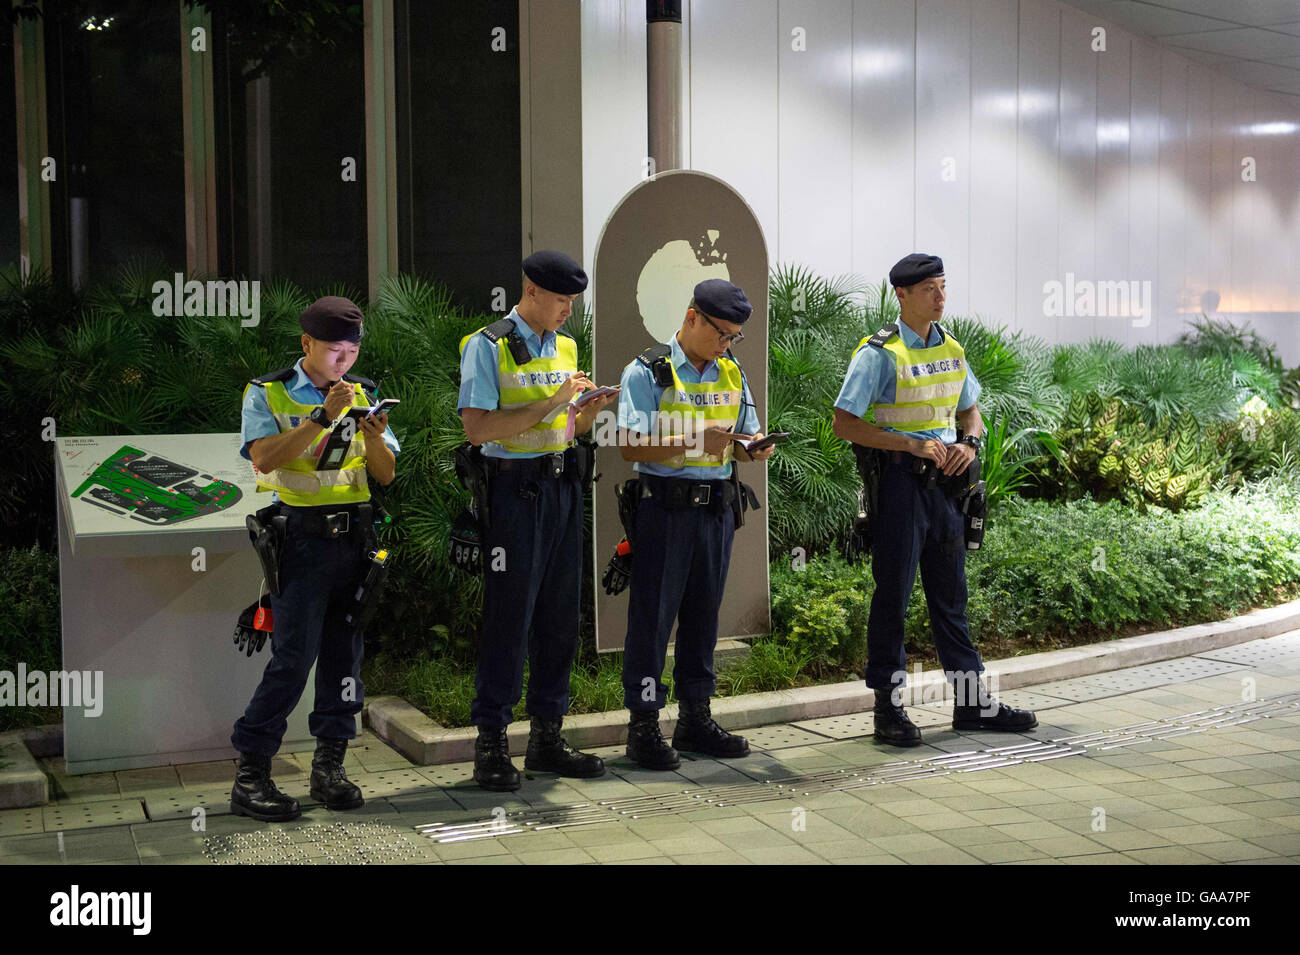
[0,546,62,730]
[1030,392,1215,510]
[770,550,871,673]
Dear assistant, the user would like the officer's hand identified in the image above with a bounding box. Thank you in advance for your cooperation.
[704,427,742,456]
[324,381,353,420]
[941,440,975,476]
[912,437,948,468]
[745,433,776,463]
[579,390,619,418]
[361,410,388,438]
[554,372,595,407]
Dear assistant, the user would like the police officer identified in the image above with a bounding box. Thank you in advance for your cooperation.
[458,250,618,791]
[231,296,399,821]
[832,253,1036,746]
[617,278,775,769]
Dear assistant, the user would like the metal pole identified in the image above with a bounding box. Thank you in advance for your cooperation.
[646,0,682,175]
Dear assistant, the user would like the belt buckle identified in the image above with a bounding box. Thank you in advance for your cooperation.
[325,511,350,537]
[692,484,711,506]
[548,452,564,477]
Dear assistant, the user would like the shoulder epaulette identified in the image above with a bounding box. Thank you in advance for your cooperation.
[342,372,377,392]
[865,323,899,348]
[932,321,955,345]
[249,366,296,387]
[556,329,575,341]
[480,317,517,343]
[636,343,672,369]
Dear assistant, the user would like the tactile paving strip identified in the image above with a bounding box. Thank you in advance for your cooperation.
[1031,658,1244,702]
[415,762,477,788]
[741,724,836,750]
[143,788,232,821]
[1198,631,1300,669]
[42,800,148,832]
[0,807,43,837]
[415,692,1300,843]
[204,821,430,865]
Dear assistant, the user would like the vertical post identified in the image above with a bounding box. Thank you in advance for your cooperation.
[646,0,682,175]
[13,11,51,277]
[181,2,218,276]
[364,0,398,302]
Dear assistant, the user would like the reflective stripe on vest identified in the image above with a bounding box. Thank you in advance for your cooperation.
[856,330,967,433]
[245,379,371,507]
[459,326,578,454]
[657,356,744,469]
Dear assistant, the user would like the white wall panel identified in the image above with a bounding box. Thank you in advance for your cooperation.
[914,0,971,317]
[1208,72,1236,323]
[1230,86,1255,317]
[851,0,916,287]
[778,0,854,276]
[1183,64,1213,335]
[1058,5,1099,344]
[689,0,780,259]
[968,0,1019,329]
[1016,0,1059,339]
[1156,50,1188,345]
[1127,40,1161,348]
[581,0,647,280]
[575,0,1300,360]
[1094,28,1131,345]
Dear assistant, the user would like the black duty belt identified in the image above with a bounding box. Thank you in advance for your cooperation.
[639,474,735,513]
[487,449,577,479]
[283,503,372,539]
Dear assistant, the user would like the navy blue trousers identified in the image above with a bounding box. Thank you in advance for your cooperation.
[232,517,367,755]
[865,461,983,692]
[470,470,582,727]
[622,481,735,711]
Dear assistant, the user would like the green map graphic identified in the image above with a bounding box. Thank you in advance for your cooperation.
[71,444,243,525]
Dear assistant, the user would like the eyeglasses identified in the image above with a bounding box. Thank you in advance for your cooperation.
[697,310,745,346]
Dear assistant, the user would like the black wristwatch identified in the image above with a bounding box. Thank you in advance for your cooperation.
[308,406,333,430]
[961,434,983,454]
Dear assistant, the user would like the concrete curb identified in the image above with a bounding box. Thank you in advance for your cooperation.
[0,730,51,809]
[365,597,1300,765]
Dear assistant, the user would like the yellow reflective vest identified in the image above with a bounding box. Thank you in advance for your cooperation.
[245,377,372,507]
[459,324,578,455]
[855,324,967,433]
[657,354,744,469]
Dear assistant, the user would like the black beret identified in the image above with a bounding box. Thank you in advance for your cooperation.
[692,278,752,325]
[523,250,588,295]
[299,296,363,343]
[889,253,944,288]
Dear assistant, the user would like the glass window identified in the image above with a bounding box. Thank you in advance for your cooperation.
[211,7,366,291]
[43,3,185,286]
[395,0,521,309]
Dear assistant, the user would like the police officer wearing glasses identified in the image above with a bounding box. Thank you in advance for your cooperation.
[832,254,1036,746]
[458,250,618,791]
[231,296,399,821]
[617,278,775,769]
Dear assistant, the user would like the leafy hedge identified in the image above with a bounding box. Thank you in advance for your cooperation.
[771,481,1300,673]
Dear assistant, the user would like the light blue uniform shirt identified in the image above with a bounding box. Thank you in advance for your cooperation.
[833,321,981,444]
[240,358,401,485]
[617,331,761,480]
[457,308,571,460]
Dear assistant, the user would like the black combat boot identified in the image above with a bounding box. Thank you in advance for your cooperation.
[309,738,365,810]
[626,710,681,770]
[524,717,605,778]
[873,694,923,747]
[672,698,750,758]
[230,753,301,822]
[473,725,521,791]
[953,683,1038,732]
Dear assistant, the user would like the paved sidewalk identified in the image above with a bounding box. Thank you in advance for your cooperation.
[2,630,1299,865]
